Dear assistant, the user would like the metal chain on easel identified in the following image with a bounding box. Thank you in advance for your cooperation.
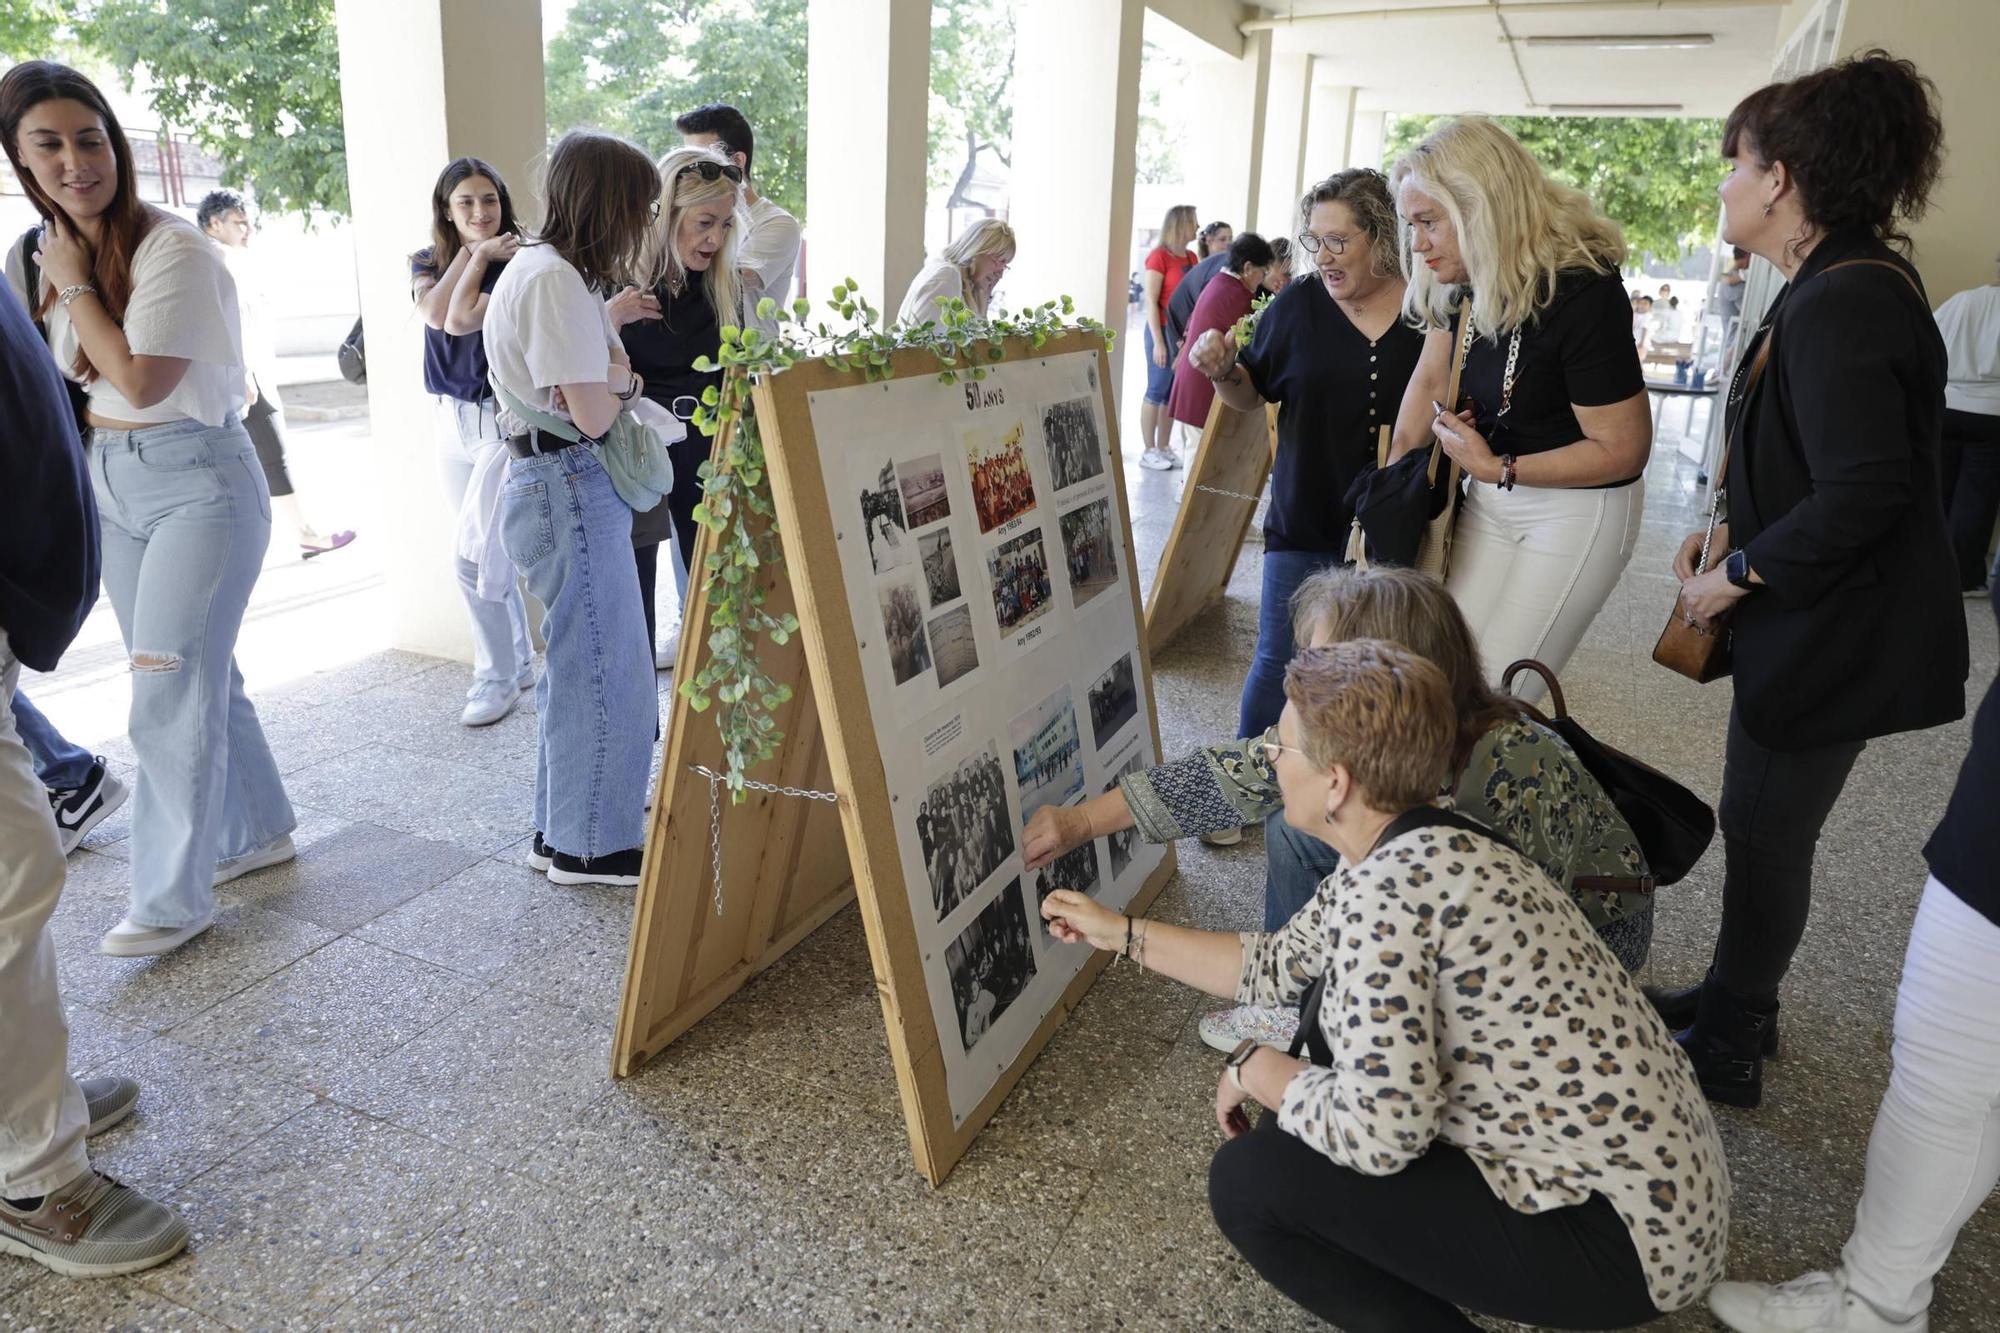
[688,764,841,916]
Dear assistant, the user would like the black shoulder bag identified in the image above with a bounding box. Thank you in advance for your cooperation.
[16,227,93,430]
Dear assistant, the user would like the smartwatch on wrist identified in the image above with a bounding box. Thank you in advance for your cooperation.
[1225,1037,1260,1093]
[1725,548,1755,589]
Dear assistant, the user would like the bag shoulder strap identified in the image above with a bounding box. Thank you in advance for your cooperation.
[487,374,585,445]
[1822,255,1924,303]
[1426,304,1474,485]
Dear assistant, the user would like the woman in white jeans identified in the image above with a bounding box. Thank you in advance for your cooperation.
[1385,118,1651,702]
[1709,627,2000,1333]
[411,157,535,728]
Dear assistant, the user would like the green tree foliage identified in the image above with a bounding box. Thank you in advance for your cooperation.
[0,0,66,60]
[544,0,807,221]
[1382,113,1725,260]
[927,0,1012,199]
[82,0,348,217]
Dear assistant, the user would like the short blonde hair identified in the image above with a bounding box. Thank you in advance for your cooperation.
[1390,117,1626,337]
[650,145,744,332]
[942,218,1017,317]
[1283,640,1456,810]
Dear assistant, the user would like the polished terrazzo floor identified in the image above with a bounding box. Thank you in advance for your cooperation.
[5,398,1998,1331]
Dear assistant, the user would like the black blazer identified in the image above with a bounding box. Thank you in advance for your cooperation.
[1726,229,1966,750]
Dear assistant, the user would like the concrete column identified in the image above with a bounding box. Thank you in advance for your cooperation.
[1253,53,1311,240]
[333,0,545,665]
[1349,110,1388,172]
[805,0,931,314]
[1182,30,1272,242]
[1008,0,1144,393]
[1301,83,1357,185]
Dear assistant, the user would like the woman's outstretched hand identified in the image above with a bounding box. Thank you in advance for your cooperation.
[1023,803,1092,870]
[1041,889,1126,952]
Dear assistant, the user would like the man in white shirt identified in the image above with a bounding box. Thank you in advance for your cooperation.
[676,103,801,340]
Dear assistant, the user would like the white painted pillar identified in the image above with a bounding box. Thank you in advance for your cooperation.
[1008,0,1144,395]
[333,0,545,665]
[1253,53,1312,240]
[1182,31,1272,242]
[1349,110,1389,173]
[805,0,931,315]
[1301,82,1358,185]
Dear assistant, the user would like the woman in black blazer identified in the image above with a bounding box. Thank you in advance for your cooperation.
[1660,51,1966,1108]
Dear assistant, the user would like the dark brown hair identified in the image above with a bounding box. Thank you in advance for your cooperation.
[1300,168,1403,281]
[0,61,155,370]
[533,130,661,291]
[419,157,521,276]
[1723,49,1944,252]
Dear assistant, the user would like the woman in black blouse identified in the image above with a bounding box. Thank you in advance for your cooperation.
[1656,52,1964,1110]
[1385,118,1653,705]
[617,145,742,663]
[1188,169,1424,740]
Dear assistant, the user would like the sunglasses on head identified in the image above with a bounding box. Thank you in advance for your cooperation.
[678,160,743,184]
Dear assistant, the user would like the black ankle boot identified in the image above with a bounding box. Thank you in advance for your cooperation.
[1646,975,1781,1056]
[1673,977,1778,1109]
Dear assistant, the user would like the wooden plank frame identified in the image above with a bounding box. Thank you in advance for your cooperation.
[613,330,1176,1186]
[1141,396,1279,656]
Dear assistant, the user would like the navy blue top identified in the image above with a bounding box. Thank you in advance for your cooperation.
[0,283,99,673]
[411,246,508,402]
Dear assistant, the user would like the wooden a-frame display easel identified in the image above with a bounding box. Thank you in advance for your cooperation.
[1141,396,1279,656]
[613,330,1176,1186]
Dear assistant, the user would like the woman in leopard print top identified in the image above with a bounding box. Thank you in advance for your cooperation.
[1044,640,1729,1330]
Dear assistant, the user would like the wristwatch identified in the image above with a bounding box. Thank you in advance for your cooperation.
[1725,548,1755,589]
[1225,1037,1261,1093]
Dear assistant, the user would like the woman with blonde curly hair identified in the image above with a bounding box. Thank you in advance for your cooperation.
[1386,117,1652,702]
[896,216,1015,326]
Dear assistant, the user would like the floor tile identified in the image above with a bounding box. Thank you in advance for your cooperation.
[218,820,486,932]
[280,744,534,854]
[55,904,337,1031]
[0,1278,228,1330]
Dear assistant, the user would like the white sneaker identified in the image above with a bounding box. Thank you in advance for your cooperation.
[655,623,682,673]
[1138,448,1178,471]
[213,833,296,887]
[1199,825,1244,847]
[100,914,214,958]
[1710,1270,1926,1333]
[1196,1004,1299,1054]
[460,679,522,727]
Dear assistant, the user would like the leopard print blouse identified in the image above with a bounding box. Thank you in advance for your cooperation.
[1236,821,1730,1312]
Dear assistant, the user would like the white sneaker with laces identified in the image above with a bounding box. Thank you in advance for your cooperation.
[1196,1004,1299,1054]
[1138,448,1178,472]
[213,833,296,887]
[460,679,522,727]
[99,914,214,958]
[655,623,682,673]
[1709,1270,1926,1333]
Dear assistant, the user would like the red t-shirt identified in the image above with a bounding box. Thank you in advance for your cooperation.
[1144,245,1194,314]
[1167,272,1255,428]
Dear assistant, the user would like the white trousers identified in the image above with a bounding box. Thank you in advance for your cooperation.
[0,635,90,1197]
[1841,876,2000,1321]
[1445,479,1644,704]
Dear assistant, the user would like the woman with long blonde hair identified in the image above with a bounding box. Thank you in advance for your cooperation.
[1138,203,1198,470]
[896,216,1015,326]
[1385,117,1652,702]
[618,144,744,663]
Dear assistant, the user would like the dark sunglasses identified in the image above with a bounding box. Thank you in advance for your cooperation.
[678,160,743,184]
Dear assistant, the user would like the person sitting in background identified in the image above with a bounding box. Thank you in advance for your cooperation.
[676,102,799,341]
[896,217,1015,327]
[1025,563,1655,1054]
[1932,258,2000,595]
[1163,231,1272,456]
[1040,639,1729,1332]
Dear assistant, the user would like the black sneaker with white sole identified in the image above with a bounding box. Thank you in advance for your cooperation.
[47,759,129,856]
[526,832,553,872]
[547,847,644,887]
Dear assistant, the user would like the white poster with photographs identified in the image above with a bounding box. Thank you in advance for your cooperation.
[808,351,1166,1123]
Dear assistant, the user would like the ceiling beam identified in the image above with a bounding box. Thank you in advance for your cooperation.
[1243,0,1782,32]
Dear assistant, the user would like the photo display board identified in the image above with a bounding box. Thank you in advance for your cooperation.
[809,348,1168,1122]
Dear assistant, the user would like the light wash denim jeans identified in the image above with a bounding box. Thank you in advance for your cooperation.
[436,396,532,694]
[10,690,94,790]
[500,444,652,859]
[89,417,296,929]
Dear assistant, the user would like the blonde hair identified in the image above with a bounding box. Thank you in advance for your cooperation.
[650,145,744,332]
[1158,204,1198,256]
[1390,117,1626,337]
[941,218,1017,318]
[1283,640,1457,810]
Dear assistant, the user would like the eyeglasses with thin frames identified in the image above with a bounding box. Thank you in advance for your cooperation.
[1252,724,1301,766]
[1295,231,1351,257]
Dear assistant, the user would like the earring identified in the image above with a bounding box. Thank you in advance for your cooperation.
[1761,203,1773,218]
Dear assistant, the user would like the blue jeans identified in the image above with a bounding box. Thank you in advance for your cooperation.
[1142,325,1174,405]
[90,418,296,929]
[500,446,652,859]
[1238,547,1344,739]
[10,691,94,790]
[1263,810,1343,930]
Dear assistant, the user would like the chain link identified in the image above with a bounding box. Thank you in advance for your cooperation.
[1190,483,1265,503]
[687,764,840,916]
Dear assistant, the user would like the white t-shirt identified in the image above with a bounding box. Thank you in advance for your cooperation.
[481,241,617,426]
[1935,284,2000,417]
[4,211,244,426]
[897,258,965,328]
[737,194,801,336]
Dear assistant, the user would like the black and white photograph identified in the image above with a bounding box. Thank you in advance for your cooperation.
[897,452,952,528]
[945,880,1039,1052]
[878,577,933,685]
[919,527,962,607]
[1041,396,1106,490]
[859,461,913,574]
[1032,836,1101,915]
[964,419,1038,533]
[1059,496,1119,608]
[1010,685,1085,828]
[916,744,1015,921]
[1087,653,1139,751]
[1103,752,1144,879]
[929,605,979,688]
[987,528,1054,636]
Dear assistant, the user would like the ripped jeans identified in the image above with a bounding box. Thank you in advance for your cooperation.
[89,418,295,929]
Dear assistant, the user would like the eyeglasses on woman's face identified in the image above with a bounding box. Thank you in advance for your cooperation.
[1296,230,1353,257]
[1252,724,1303,766]
[679,160,744,184]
